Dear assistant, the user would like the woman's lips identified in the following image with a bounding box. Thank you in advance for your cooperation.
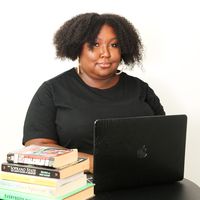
[97,63,111,68]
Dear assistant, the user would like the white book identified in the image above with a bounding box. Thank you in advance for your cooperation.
[0,171,85,187]
[0,173,87,197]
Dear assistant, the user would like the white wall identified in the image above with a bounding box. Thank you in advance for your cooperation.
[0,0,199,185]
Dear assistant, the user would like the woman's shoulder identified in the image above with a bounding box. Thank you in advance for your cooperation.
[36,68,76,94]
[47,68,75,84]
[122,72,148,86]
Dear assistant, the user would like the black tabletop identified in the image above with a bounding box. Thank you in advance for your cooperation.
[91,179,200,200]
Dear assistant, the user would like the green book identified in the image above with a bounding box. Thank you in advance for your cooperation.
[0,182,94,200]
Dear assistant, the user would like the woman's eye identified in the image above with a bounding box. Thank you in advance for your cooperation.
[111,43,119,48]
[94,43,99,47]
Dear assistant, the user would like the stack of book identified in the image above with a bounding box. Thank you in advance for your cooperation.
[0,145,94,200]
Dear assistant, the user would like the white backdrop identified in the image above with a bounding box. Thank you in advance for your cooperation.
[0,0,199,186]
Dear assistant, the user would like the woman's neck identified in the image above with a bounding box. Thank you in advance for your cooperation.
[77,71,120,89]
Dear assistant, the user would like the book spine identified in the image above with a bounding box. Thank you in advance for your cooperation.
[0,188,51,200]
[0,179,55,197]
[1,163,60,178]
[0,183,94,200]
[0,176,87,197]
[7,153,55,167]
[0,172,85,187]
[0,173,59,187]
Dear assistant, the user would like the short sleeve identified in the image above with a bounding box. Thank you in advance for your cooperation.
[22,82,58,144]
[145,85,165,115]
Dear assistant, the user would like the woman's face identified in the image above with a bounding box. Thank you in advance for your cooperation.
[79,24,121,80]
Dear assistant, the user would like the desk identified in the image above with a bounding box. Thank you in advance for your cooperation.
[91,179,200,200]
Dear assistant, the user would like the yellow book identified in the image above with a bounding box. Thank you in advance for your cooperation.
[0,171,85,187]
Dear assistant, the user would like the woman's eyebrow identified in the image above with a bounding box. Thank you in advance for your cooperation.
[96,37,118,41]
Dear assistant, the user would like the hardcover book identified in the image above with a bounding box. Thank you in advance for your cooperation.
[6,145,78,168]
[2,157,89,179]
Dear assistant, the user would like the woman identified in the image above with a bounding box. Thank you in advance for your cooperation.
[23,13,165,172]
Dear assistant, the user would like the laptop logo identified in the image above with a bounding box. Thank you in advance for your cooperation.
[137,145,148,159]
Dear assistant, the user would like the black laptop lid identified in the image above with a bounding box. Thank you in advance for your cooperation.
[93,115,187,193]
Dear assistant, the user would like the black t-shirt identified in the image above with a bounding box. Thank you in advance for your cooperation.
[23,68,165,154]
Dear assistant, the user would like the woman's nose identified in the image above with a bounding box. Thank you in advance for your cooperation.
[100,45,111,58]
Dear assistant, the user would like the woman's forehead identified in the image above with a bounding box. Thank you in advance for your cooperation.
[96,25,117,39]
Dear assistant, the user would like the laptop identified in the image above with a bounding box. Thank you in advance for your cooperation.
[93,114,187,193]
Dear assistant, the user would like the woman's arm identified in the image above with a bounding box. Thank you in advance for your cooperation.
[24,138,94,173]
[145,85,165,115]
